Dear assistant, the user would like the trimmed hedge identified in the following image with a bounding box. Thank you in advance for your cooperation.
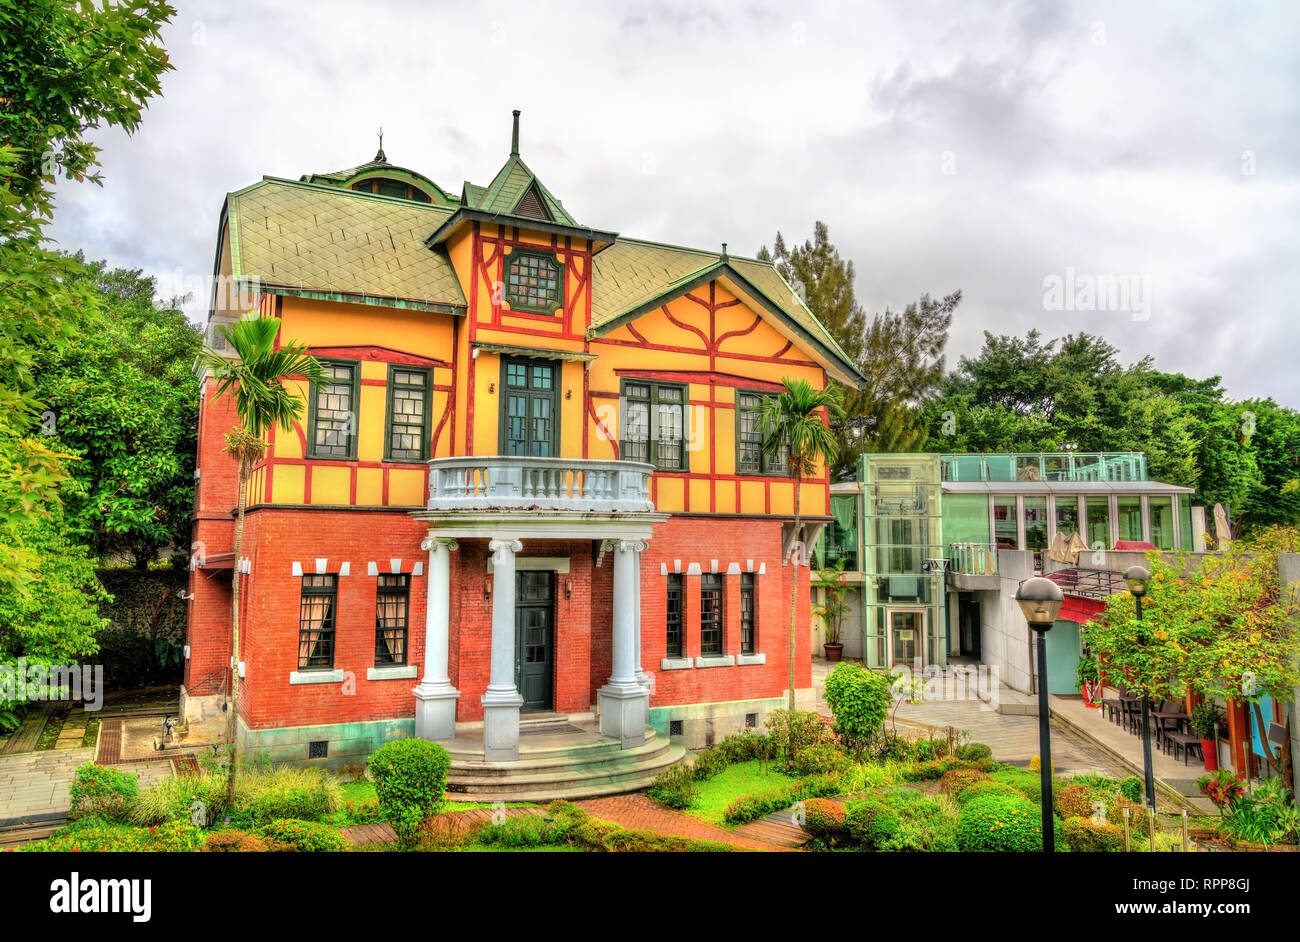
[368,739,450,847]
[201,830,272,852]
[256,818,350,852]
[957,793,1062,852]
[938,768,989,800]
[479,815,573,848]
[843,788,959,852]
[955,742,992,762]
[954,780,1024,806]
[793,742,851,777]
[802,797,847,841]
[723,774,841,825]
[1063,816,1125,852]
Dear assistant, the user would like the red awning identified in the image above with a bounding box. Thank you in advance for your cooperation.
[1113,540,1157,551]
[1058,594,1106,624]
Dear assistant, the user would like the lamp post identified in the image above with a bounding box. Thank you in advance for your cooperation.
[1017,576,1065,852]
[1125,565,1157,812]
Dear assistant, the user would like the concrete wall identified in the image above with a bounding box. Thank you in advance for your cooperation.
[977,550,1036,694]
[1281,553,1300,800]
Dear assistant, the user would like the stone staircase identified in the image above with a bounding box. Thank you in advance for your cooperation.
[443,714,685,802]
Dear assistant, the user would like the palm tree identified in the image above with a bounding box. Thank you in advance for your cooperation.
[758,378,845,709]
[198,312,322,801]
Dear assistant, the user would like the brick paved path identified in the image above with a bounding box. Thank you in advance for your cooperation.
[575,795,791,851]
[0,748,173,827]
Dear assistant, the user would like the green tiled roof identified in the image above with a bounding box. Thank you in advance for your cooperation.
[225,177,466,312]
[589,238,864,385]
[462,155,577,225]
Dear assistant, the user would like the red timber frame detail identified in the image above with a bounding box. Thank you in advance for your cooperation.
[255,304,457,508]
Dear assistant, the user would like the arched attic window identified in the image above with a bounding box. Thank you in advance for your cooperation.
[350,177,432,203]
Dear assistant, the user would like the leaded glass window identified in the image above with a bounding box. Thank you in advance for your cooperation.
[310,362,357,459]
[736,391,788,475]
[387,368,429,461]
[620,381,686,471]
[298,575,337,669]
[374,574,409,665]
[505,251,563,313]
[700,573,723,657]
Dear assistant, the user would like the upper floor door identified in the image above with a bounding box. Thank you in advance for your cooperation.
[500,357,559,457]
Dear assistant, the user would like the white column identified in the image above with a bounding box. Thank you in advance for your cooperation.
[482,537,524,761]
[599,539,649,748]
[633,543,652,693]
[413,536,459,741]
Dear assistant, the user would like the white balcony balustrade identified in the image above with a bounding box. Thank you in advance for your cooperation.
[427,457,655,514]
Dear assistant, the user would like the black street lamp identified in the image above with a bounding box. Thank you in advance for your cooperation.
[1016,575,1065,852]
[1125,564,1157,812]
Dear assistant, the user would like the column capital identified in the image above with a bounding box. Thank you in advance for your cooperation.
[489,538,523,565]
[604,539,648,554]
[421,536,459,553]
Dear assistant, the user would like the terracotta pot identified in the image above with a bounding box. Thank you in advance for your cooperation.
[823,642,844,662]
[1201,739,1218,771]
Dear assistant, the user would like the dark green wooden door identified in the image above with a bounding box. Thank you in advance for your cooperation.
[515,571,554,711]
[501,358,557,457]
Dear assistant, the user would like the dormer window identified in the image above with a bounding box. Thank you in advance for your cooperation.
[505,250,563,314]
[350,177,432,203]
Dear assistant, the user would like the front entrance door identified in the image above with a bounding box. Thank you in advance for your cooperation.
[889,609,926,669]
[501,357,558,457]
[514,570,554,711]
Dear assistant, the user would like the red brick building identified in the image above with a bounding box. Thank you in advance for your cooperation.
[183,115,864,779]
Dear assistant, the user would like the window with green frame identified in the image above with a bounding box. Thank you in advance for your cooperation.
[504,249,564,314]
[621,381,686,470]
[308,360,359,459]
[385,366,431,461]
[736,391,788,475]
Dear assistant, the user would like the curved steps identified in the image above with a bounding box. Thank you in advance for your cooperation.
[444,725,685,802]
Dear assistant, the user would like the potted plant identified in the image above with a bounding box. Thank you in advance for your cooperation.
[1075,654,1101,707]
[1189,701,1224,772]
[812,561,850,662]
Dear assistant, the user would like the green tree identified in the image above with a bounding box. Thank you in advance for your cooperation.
[1237,399,1300,534]
[0,0,173,719]
[33,255,202,568]
[758,378,844,709]
[197,313,322,801]
[759,223,955,475]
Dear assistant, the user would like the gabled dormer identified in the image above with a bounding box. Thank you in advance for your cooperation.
[301,138,459,207]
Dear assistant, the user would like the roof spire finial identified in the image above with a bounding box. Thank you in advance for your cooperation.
[374,126,386,163]
[720,242,728,262]
[511,110,520,157]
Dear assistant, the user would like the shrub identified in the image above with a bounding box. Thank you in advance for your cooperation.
[801,798,847,841]
[132,772,231,826]
[647,763,699,810]
[899,757,977,782]
[256,818,350,852]
[23,819,203,853]
[723,774,842,825]
[68,762,139,822]
[989,768,1044,803]
[718,731,771,763]
[793,742,851,777]
[341,799,383,825]
[938,768,989,800]
[844,789,959,851]
[870,731,913,762]
[1054,784,1094,820]
[1119,775,1144,804]
[913,737,951,761]
[1070,773,1120,791]
[1028,756,1055,774]
[822,663,891,752]
[368,739,451,847]
[479,814,573,848]
[238,767,342,824]
[955,742,992,762]
[957,793,1061,852]
[690,747,731,781]
[1063,816,1125,852]
[955,780,1023,807]
[201,830,269,852]
[765,710,826,765]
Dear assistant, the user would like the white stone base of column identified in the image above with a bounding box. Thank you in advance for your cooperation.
[413,683,460,741]
[481,690,524,761]
[636,671,655,696]
[598,683,649,749]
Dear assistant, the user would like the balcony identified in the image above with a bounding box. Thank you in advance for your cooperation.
[940,453,1149,484]
[426,456,656,514]
[945,542,1001,591]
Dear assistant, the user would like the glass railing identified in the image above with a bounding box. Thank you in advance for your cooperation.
[939,453,1148,484]
[947,542,999,576]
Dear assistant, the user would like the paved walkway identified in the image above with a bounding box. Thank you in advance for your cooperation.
[575,795,790,851]
[0,748,173,827]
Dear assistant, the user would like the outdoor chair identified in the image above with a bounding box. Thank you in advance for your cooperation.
[1166,730,1202,766]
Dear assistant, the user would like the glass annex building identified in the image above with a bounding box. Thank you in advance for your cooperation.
[814,452,1199,670]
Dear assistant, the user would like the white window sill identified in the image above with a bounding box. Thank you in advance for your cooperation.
[737,653,766,666]
[660,657,692,671]
[694,655,735,668]
[367,665,419,681]
[289,669,344,685]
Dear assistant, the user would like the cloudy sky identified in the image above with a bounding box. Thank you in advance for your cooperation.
[50,0,1300,407]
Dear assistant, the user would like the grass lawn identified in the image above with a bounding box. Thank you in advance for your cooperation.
[460,843,582,852]
[683,759,796,828]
